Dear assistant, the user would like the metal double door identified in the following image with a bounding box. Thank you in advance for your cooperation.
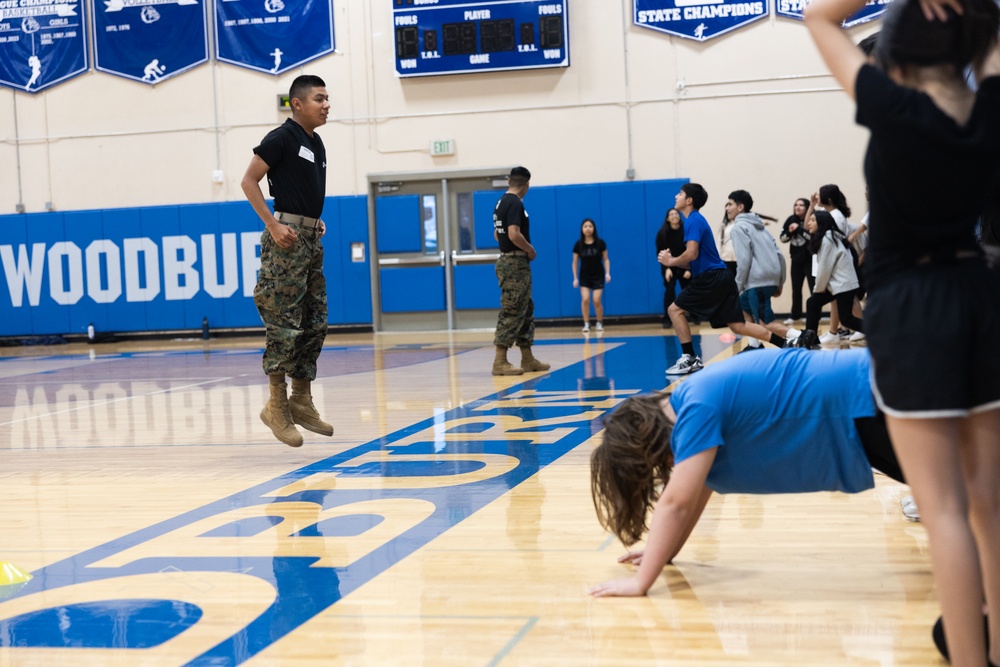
[368,169,511,332]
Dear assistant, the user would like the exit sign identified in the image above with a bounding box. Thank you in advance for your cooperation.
[430,139,456,156]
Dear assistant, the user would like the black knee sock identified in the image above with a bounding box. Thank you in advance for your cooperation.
[769,333,786,348]
[681,341,695,356]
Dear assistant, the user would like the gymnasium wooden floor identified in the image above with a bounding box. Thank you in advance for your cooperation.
[0,325,942,666]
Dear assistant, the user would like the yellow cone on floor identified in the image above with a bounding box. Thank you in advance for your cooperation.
[0,561,33,600]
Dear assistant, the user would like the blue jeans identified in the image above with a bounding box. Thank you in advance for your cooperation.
[739,286,776,324]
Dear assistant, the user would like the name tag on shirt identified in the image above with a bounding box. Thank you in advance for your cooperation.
[298,146,315,163]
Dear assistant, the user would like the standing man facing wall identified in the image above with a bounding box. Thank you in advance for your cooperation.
[492,166,550,376]
[240,74,335,448]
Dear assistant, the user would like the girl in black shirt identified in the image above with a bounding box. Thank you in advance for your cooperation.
[779,197,814,321]
[572,218,611,333]
[655,208,690,327]
[806,0,1000,665]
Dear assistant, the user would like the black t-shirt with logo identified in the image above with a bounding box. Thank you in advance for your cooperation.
[253,119,327,219]
[573,238,607,280]
[494,193,529,253]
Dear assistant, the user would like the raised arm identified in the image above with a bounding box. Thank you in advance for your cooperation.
[588,447,716,597]
[803,0,869,99]
[977,33,1000,81]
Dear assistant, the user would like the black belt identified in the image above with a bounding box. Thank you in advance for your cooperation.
[500,250,528,257]
[275,211,322,229]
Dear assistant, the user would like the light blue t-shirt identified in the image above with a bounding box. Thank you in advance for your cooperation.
[669,348,877,494]
[683,210,727,276]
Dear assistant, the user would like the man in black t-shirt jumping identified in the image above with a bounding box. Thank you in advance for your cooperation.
[492,166,550,376]
[241,75,334,448]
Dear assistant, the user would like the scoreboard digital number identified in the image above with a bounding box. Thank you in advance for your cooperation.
[393,0,569,78]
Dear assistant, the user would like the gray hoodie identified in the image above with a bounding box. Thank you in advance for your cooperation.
[731,212,785,293]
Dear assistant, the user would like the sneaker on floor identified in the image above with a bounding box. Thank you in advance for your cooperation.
[837,327,853,339]
[595,322,604,332]
[848,331,866,342]
[789,329,820,349]
[582,322,590,333]
[783,317,795,325]
[666,354,704,375]
[818,331,840,345]
[901,495,920,522]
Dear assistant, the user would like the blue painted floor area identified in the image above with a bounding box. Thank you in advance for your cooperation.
[0,332,732,665]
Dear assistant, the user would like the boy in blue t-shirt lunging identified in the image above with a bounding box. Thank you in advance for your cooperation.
[658,183,805,375]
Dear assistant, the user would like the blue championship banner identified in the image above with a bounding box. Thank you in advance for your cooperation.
[776,0,890,27]
[0,0,87,92]
[215,0,333,74]
[634,0,769,41]
[92,0,207,83]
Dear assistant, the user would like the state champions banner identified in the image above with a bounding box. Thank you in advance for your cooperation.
[776,0,890,27]
[0,0,88,92]
[635,0,768,41]
[215,0,333,74]
[92,0,207,84]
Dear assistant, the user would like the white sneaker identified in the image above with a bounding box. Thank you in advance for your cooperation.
[595,322,604,332]
[848,331,866,342]
[819,331,840,345]
[666,354,704,375]
[785,328,801,340]
[783,318,795,325]
[582,322,590,333]
[901,496,920,522]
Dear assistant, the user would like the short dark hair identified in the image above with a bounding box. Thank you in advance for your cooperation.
[289,75,326,102]
[508,166,531,188]
[680,183,708,210]
[728,189,754,212]
[876,0,999,71]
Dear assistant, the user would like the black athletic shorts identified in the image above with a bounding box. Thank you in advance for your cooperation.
[866,258,1000,417]
[579,276,605,290]
[674,268,743,329]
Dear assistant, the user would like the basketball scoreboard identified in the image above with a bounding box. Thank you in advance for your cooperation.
[393,0,570,77]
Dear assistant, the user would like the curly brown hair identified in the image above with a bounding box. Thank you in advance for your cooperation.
[591,393,675,546]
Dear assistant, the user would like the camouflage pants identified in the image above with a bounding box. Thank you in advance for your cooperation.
[254,224,328,380]
[494,255,534,349]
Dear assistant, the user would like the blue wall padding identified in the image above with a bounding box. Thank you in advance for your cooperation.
[0,178,687,335]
